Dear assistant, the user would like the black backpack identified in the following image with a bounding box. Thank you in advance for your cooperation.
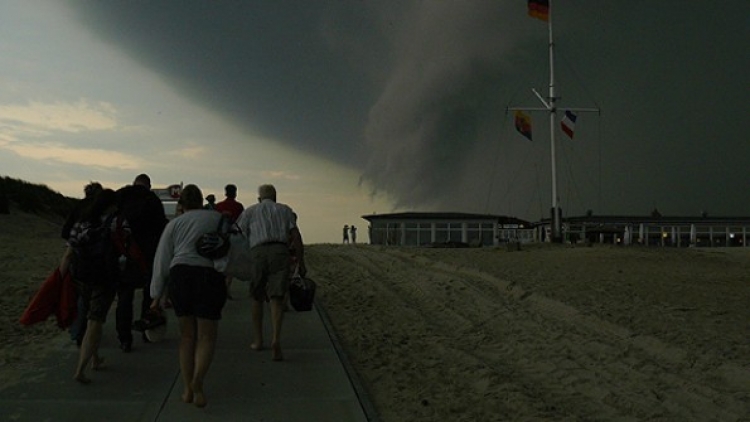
[111,215,151,287]
[69,215,116,284]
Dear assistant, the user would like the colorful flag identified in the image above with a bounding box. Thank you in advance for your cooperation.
[514,110,533,141]
[560,110,577,139]
[528,0,549,22]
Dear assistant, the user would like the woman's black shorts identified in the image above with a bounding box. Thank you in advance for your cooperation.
[168,265,227,320]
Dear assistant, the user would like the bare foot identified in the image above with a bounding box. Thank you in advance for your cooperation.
[193,392,207,408]
[73,373,91,384]
[181,389,193,404]
[91,356,105,371]
[271,342,283,361]
[192,381,206,408]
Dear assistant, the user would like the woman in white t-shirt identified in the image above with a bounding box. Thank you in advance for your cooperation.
[150,184,226,408]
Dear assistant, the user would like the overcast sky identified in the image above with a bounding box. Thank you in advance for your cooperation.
[1,1,748,243]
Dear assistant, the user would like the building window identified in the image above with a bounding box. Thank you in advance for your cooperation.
[421,228,432,245]
[433,223,447,243]
[482,223,494,245]
[449,223,462,242]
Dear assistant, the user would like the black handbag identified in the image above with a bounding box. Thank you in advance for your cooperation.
[196,215,230,260]
[289,274,316,311]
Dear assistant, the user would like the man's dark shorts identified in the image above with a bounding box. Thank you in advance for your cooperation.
[168,265,227,320]
[249,243,291,301]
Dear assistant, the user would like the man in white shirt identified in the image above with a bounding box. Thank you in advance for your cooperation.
[236,184,305,361]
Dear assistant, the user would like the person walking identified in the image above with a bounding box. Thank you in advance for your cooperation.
[61,181,103,346]
[114,174,168,352]
[236,184,305,361]
[150,184,227,408]
[214,184,244,299]
[204,194,216,210]
[342,225,349,244]
[214,184,244,224]
[68,189,120,383]
[61,182,104,243]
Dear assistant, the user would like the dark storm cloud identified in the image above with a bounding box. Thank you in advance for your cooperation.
[66,1,390,162]
[66,1,750,219]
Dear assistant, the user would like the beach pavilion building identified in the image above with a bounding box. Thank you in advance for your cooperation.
[362,212,750,248]
[361,212,532,247]
[541,214,750,247]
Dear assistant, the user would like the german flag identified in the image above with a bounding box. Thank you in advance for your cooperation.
[528,0,549,22]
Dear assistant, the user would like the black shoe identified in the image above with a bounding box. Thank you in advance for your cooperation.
[132,311,166,332]
[119,341,132,353]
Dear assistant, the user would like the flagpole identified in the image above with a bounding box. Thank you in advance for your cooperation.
[548,0,561,242]
[508,0,599,243]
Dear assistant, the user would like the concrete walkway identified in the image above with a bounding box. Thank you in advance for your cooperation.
[0,282,370,422]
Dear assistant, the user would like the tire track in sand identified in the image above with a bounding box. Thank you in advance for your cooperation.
[307,245,750,421]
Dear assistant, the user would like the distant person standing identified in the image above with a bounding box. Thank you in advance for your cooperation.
[204,194,216,210]
[215,184,244,299]
[236,184,305,361]
[114,174,168,352]
[342,225,349,244]
[350,225,357,244]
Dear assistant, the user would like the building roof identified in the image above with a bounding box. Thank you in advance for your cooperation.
[361,212,530,226]
[541,215,750,226]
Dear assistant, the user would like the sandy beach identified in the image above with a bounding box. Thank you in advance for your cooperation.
[309,244,750,421]
[1,210,69,387]
[4,210,750,420]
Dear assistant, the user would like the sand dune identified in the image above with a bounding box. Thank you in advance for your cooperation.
[4,209,750,420]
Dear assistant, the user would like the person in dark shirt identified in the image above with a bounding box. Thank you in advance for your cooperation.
[61,182,103,242]
[350,225,358,244]
[71,188,119,383]
[204,194,216,210]
[61,181,103,346]
[114,174,168,352]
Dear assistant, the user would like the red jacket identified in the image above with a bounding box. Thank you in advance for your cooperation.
[20,267,77,329]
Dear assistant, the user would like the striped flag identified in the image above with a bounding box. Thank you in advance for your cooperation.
[514,111,533,141]
[561,110,577,139]
[528,0,549,22]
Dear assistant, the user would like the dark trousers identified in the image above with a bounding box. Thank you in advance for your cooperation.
[115,280,151,344]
